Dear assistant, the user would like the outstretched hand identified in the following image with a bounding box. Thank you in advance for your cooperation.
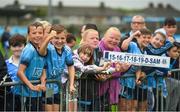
[115,62,131,72]
[48,30,57,39]
[103,61,112,70]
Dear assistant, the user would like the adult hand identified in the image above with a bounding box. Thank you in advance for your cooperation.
[115,62,131,72]
[103,61,112,70]
[95,74,111,81]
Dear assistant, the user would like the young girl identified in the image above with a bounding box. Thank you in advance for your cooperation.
[65,44,111,111]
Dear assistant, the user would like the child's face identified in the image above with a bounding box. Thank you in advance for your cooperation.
[178,48,180,56]
[28,26,44,46]
[168,46,180,59]
[10,44,25,57]
[137,34,152,48]
[164,25,177,37]
[151,33,165,48]
[67,40,76,49]
[51,31,66,50]
[79,52,91,63]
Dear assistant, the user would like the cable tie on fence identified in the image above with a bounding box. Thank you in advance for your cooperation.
[0,74,8,86]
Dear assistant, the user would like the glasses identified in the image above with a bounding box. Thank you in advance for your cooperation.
[131,21,144,25]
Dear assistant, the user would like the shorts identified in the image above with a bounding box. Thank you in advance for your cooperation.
[42,93,61,104]
[25,97,42,111]
[120,86,148,101]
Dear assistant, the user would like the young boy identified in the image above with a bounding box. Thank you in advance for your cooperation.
[17,22,46,111]
[120,28,152,111]
[39,24,75,111]
[164,42,180,111]
[66,33,76,49]
[5,34,26,111]
[146,30,173,56]
[143,31,170,111]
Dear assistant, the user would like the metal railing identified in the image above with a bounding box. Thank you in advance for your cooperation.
[0,69,179,111]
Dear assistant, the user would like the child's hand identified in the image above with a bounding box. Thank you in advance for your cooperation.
[40,84,46,91]
[103,61,111,70]
[29,84,42,91]
[169,37,175,43]
[132,30,141,38]
[48,30,57,39]
[136,72,146,85]
[69,85,76,94]
[167,71,172,77]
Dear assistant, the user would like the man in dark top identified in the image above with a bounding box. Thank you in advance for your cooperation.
[1,26,11,59]
[119,15,146,50]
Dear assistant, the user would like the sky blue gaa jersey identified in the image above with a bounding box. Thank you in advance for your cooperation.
[46,44,74,94]
[16,42,46,97]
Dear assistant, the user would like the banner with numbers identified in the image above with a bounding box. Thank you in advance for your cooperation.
[103,51,170,68]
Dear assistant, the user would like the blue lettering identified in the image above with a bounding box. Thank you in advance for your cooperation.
[156,59,161,64]
[149,58,153,63]
[145,58,149,63]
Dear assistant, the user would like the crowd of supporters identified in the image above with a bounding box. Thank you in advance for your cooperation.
[0,15,179,111]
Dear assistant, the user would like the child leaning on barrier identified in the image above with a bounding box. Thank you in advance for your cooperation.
[148,41,180,111]
[39,24,75,111]
[16,22,46,111]
[146,29,173,56]
[5,34,26,111]
[141,30,170,111]
[163,42,180,111]
[73,44,113,79]
[143,30,170,87]
[63,44,112,111]
[120,28,152,111]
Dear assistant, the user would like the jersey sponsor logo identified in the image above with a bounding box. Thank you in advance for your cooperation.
[51,68,63,78]
[32,68,43,78]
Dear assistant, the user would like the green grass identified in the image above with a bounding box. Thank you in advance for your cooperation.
[0,42,5,56]
[0,42,12,58]
[72,36,81,50]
